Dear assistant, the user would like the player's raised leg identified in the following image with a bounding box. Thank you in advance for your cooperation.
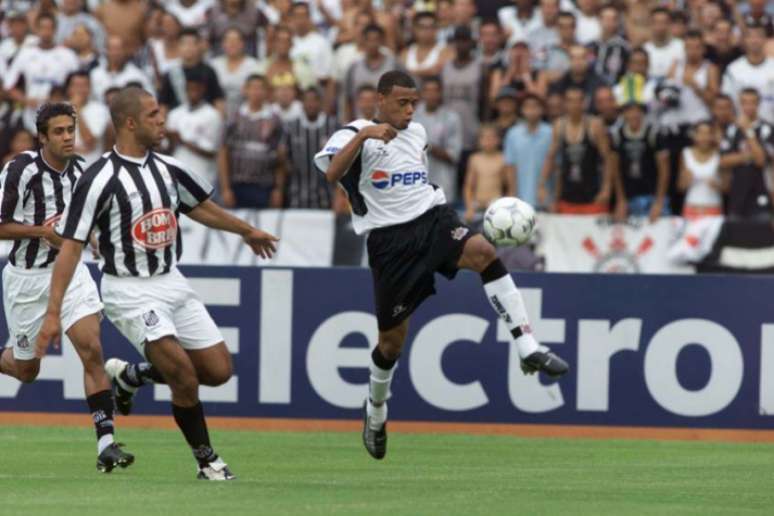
[363,319,409,460]
[66,313,134,472]
[104,358,164,415]
[0,349,40,383]
[145,336,235,480]
[457,235,568,376]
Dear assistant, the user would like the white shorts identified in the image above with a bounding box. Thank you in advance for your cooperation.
[100,267,223,357]
[2,262,103,361]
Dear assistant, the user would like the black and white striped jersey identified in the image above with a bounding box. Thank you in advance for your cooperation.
[0,151,83,269]
[56,148,212,277]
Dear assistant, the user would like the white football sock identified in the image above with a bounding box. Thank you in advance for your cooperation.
[97,434,114,455]
[367,399,388,430]
[483,274,539,359]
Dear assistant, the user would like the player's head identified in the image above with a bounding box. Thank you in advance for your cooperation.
[376,70,418,130]
[712,94,735,125]
[36,102,77,161]
[109,86,164,149]
[740,88,760,120]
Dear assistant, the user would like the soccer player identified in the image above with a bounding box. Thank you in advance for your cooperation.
[314,71,569,460]
[36,87,278,480]
[0,102,134,473]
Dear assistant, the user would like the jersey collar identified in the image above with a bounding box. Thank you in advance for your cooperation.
[113,146,150,166]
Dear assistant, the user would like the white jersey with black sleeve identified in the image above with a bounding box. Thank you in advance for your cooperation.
[56,147,213,277]
[0,151,84,269]
[314,119,446,235]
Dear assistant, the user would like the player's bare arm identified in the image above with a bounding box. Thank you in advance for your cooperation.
[325,123,397,184]
[36,239,84,358]
[186,199,279,259]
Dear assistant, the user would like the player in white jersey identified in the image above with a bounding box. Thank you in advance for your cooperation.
[314,71,569,460]
[36,87,279,481]
[0,103,134,472]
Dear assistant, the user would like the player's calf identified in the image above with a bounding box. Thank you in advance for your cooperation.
[0,349,40,383]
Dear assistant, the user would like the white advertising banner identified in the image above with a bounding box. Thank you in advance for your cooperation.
[536,215,696,274]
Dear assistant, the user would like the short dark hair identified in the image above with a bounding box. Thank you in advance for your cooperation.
[363,23,385,38]
[302,86,323,99]
[291,1,310,14]
[631,47,649,62]
[357,84,376,96]
[421,76,443,89]
[179,27,200,40]
[36,102,76,137]
[745,20,767,33]
[714,93,734,104]
[670,10,688,23]
[684,29,703,41]
[109,86,153,129]
[479,17,501,31]
[520,93,545,109]
[184,66,207,85]
[36,12,57,28]
[557,11,576,24]
[245,74,267,87]
[651,7,671,18]
[65,70,91,91]
[376,70,416,96]
[740,87,761,99]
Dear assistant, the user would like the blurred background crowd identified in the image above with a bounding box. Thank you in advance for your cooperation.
[0,0,772,224]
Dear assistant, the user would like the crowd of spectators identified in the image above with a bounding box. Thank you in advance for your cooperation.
[0,0,772,222]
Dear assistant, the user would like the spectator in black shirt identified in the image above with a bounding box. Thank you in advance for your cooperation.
[705,19,743,76]
[159,28,225,114]
[548,45,609,113]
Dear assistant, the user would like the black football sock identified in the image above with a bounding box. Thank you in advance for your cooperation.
[172,402,217,466]
[87,390,115,454]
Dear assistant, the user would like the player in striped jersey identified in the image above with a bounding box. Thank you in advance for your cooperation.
[36,87,278,481]
[0,103,134,472]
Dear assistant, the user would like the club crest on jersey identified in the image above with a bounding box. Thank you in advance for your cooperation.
[370,170,428,190]
[15,334,29,349]
[132,208,178,250]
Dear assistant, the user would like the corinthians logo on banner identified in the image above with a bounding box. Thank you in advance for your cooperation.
[582,224,655,273]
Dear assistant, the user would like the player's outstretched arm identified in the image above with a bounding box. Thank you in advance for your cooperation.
[325,123,397,184]
[187,199,279,259]
[36,239,84,358]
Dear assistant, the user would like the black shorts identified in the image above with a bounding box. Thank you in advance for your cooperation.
[367,204,475,332]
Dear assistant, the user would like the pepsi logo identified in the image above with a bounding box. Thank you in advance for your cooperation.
[132,208,177,250]
[371,170,390,190]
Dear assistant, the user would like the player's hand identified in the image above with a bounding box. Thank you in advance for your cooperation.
[221,187,237,208]
[362,123,398,143]
[243,228,279,259]
[36,312,61,359]
[43,226,63,249]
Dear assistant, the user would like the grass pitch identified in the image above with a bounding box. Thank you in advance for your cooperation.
[0,425,772,516]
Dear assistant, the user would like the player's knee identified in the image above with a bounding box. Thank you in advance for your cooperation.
[200,361,232,387]
[379,333,405,361]
[467,239,497,272]
[17,362,40,383]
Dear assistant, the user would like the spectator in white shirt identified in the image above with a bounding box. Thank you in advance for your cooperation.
[66,70,111,167]
[289,1,335,112]
[210,27,262,120]
[0,10,38,66]
[574,0,601,46]
[166,67,224,190]
[722,22,774,124]
[3,13,79,133]
[644,7,685,80]
[90,35,155,102]
[150,11,183,79]
[167,0,215,31]
[498,0,543,45]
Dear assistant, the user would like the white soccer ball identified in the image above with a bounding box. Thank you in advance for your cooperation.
[482,197,536,246]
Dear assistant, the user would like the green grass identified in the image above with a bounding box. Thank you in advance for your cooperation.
[0,426,772,516]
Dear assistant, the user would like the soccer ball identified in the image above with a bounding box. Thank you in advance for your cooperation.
[482,197,537,246]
